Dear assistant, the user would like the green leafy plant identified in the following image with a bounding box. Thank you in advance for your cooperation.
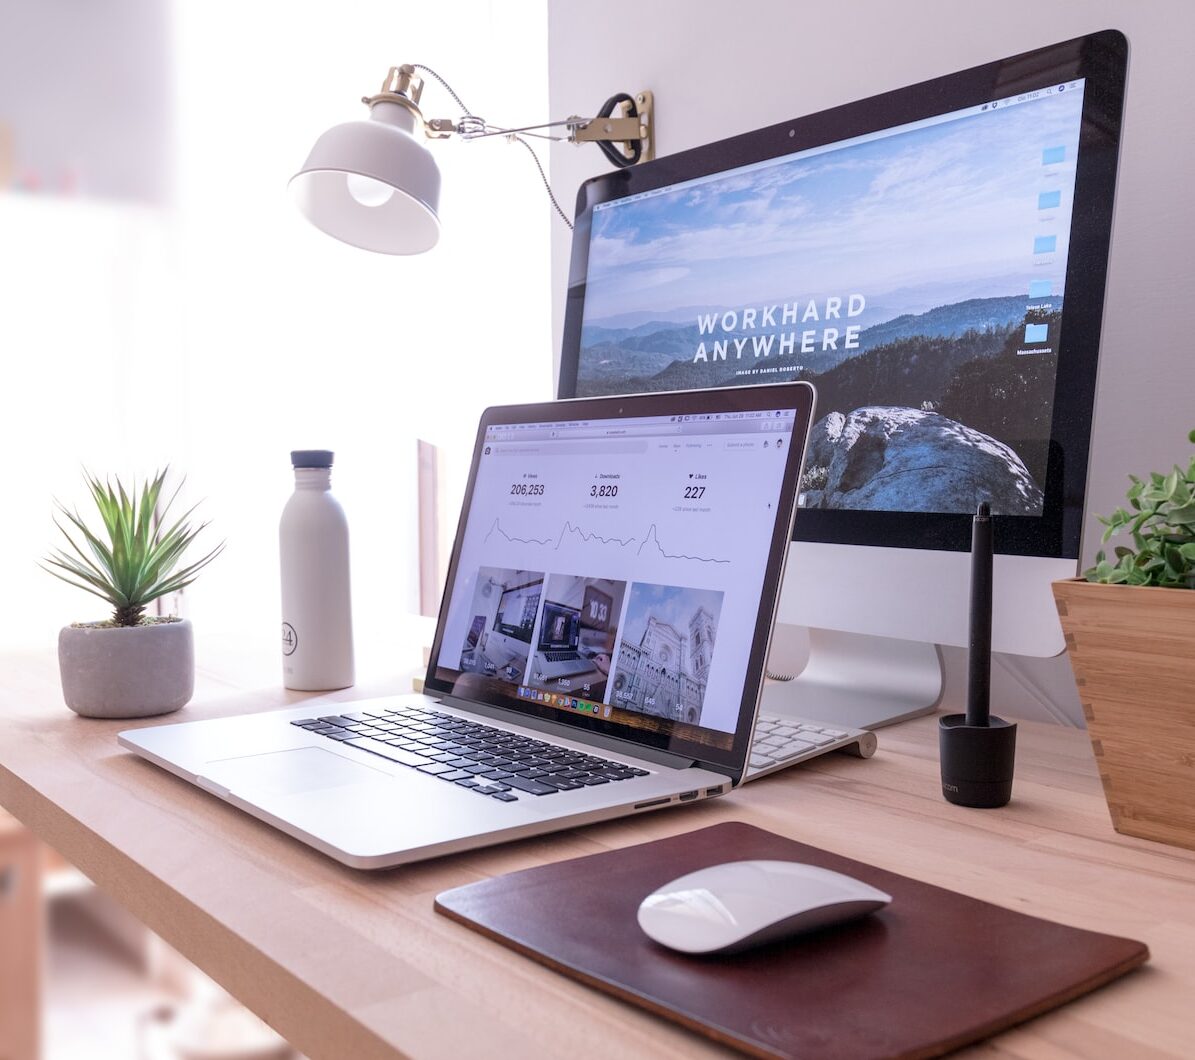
[1084,429,1195,588]
[43,469,224,626]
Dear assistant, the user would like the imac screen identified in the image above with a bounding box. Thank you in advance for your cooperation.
[575,85,1085,517]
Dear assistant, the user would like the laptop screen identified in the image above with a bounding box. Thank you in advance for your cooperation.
[426,385,814,771]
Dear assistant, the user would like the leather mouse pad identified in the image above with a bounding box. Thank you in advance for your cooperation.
[434,821,1147,1059]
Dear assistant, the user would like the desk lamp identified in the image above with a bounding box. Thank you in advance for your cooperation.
[290,64,654,254]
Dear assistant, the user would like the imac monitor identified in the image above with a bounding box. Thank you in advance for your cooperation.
[556,31,1128,728]
[494,580,541,642]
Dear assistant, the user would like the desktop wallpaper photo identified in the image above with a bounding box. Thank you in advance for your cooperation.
[576,88,1085,516]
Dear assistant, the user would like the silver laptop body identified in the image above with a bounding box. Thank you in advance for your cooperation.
[120,384,816,869]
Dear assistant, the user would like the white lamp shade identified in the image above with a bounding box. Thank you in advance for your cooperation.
[290,101,442,255]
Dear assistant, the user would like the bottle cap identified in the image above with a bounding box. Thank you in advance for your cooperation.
[291,450,334,468]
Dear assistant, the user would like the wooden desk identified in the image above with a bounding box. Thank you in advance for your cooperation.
[0,807,41,1060]
[2,643,1194,1059]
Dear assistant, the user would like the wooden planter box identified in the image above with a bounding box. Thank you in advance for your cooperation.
[1053,577,1195,850]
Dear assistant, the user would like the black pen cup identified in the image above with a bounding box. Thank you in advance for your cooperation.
[938,714,1017,808]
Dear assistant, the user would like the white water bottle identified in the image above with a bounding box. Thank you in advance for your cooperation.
[280,450,355,690]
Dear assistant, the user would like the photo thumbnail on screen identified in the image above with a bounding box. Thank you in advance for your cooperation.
[610,582,724,726]
[526,575,627,702]
[457,567,544,686]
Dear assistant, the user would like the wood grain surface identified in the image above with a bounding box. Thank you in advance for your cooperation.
[0,808,42,1060]
[2,637,1194,1059]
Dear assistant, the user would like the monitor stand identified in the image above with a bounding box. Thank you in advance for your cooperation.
[759,626,943,731]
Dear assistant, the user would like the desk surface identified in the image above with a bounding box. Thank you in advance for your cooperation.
[2,641,1194,1059]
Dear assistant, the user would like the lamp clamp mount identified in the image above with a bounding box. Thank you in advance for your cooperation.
[362,66,653,162]
[569,92,654,162]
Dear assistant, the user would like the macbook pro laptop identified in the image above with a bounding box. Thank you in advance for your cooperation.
[120,383,826,869]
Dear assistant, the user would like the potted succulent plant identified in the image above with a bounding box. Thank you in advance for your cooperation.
[43,470,223,719]
[1053,429,1195,850]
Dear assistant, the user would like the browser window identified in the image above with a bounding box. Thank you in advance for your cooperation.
[432,409,797,751]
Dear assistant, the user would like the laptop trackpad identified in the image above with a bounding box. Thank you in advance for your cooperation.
[203,747,391,796]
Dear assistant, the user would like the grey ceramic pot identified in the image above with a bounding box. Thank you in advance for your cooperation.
[58,618,194,719]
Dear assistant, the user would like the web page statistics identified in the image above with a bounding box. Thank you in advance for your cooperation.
[436,412,796,744]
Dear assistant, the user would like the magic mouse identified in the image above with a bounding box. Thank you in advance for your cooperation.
[637,860,892,955]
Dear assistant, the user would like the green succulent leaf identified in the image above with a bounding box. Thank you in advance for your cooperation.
[1088,430,1195,588]
[1164,501,1195,528]
[43,468,223,626]
[1164,469,1180,499]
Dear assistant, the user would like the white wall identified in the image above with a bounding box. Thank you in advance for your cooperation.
[0,0,171,203]
[546,0,1195,726]
[1,1,552,659]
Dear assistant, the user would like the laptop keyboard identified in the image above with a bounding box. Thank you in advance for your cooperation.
[291,705,650,802]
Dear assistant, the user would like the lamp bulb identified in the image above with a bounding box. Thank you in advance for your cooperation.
[345,173,396,208]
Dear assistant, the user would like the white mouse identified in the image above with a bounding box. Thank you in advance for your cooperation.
[637,860,892,955]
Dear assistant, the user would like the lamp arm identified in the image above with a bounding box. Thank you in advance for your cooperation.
[405,63,652,161]
[435,109,650,157]
[369,63,652,158]
[441,112,648,148]
[446,118,580,141]
[370,63,652,229]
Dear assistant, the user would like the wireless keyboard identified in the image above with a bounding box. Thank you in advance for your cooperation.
[744,713,876,780]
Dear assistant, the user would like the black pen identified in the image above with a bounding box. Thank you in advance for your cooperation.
[940,500,1016,807]
[965,501,992,728]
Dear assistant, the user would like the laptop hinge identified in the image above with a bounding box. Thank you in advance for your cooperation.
[435,693,699,770]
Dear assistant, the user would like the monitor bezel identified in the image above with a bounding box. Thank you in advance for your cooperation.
[423,382,817,782]
[556,29,1128,559]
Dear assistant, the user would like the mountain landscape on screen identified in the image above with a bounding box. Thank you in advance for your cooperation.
[576,298,1061,513]
[573,82,1084,516]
